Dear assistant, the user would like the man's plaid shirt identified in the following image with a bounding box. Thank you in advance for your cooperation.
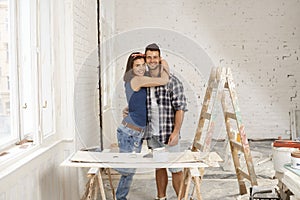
[145,74,187,144]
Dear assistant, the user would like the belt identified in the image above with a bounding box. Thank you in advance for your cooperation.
[122,120,144,133]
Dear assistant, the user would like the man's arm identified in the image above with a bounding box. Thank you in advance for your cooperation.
[168,76,187,146]
[168,110,185,146]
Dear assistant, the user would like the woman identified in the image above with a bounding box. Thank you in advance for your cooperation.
[116,52,169,200]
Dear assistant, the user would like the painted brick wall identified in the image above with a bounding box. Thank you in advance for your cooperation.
[104,0,300,140]
[73,0,100,148]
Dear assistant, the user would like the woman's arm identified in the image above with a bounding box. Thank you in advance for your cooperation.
[131,62,170,91]
[160,59,170,74]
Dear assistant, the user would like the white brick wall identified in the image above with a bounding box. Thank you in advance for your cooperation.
[102,0,300,140]
[73,0,100,148]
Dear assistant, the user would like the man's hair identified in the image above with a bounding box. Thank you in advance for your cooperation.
[145,43,161,57]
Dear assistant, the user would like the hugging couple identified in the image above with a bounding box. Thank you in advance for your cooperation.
[116,43,187,200]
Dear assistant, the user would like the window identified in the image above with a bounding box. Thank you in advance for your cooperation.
[39,0,55,137]
[0,0,12,146]
[0,0,55,150]
[18,0,35,139]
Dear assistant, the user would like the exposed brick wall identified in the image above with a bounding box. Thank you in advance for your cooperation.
[73,0,100,148]
[106,0,300,140]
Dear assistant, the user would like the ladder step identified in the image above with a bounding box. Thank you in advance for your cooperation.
[192,142,203,151]
[225,112,237,120]
[237,167,250,181]
[203,112,211,120]
[230,140,244,152]
[224,82,229,88]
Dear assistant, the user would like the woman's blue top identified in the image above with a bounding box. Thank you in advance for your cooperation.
[123,81,147,128]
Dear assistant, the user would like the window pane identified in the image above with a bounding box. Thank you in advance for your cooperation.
[0,0,11,144]
[18,0,35,137]
[40,0,54,136]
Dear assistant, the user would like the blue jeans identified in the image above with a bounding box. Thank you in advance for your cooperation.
[115,124,143,200]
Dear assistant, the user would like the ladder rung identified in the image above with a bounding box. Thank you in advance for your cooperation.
[193,142,203,151]
[230,140,243,152]
[202,112,211,120]
[237,167,250,181]
[224,82,229,88]
[225,112,237,120]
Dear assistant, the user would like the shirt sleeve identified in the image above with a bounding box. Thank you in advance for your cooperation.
[170,75,188,112]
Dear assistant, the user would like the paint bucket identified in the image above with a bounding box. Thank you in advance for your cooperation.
[272,144,296,173]
[291,150,300,169]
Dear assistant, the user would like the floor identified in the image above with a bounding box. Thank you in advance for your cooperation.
[100,140,279,200]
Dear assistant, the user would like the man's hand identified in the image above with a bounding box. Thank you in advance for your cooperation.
[168,132,179,146]
[122,106,129,118]
[168,110,184,146]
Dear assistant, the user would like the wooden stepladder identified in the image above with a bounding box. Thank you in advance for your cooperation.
[192,67,258,195]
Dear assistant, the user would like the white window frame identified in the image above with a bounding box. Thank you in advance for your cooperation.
[0,0,56,151]
[38,0,55,140]
[0,0,19,149]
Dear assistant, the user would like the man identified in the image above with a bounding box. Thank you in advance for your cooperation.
[144,43,187,200]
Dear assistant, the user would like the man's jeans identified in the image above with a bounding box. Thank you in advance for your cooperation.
[115,124,143,200]
[147,135,182,173]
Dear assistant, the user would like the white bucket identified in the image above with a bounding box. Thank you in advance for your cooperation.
[272,146,296,173]
[291,156,300,169]
[291,150,300,169]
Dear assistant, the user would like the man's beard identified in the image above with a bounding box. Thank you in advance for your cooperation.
[147,64,160,71]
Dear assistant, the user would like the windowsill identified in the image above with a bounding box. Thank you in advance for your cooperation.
[0,138,74,180]
[0,141,35,165]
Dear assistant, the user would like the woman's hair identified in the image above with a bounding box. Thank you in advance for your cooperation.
[123,52,145,82]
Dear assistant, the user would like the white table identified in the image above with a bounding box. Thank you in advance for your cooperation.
[61,150,221,200]
[282,164,300,199]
